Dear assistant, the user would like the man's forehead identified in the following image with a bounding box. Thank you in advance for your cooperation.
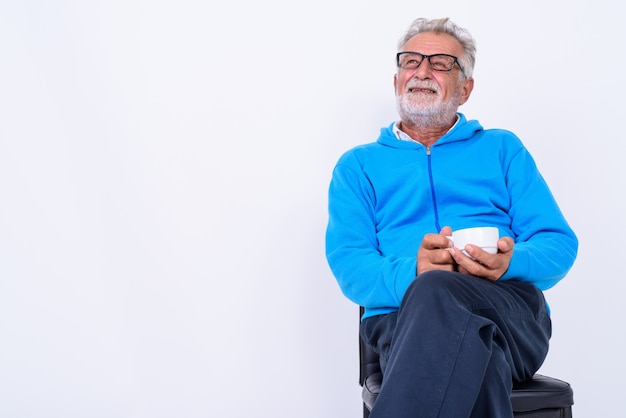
[403,32,462,55]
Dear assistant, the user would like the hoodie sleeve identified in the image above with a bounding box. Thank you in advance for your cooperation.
[325,159,416,310]
[499,143,578,289]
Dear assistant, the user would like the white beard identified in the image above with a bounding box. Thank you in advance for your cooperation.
[396,82,461,129]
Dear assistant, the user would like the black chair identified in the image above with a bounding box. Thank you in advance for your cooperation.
[358,307,574,417]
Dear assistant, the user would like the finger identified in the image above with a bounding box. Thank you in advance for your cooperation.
[450,247,488,276]
[464,245,492,265]
[418,257,456,274]
[424,236,453,251]
[497,237,514,253]
[436,248,455,265]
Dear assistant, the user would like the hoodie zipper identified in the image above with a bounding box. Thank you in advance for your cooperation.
[426,146,441,232]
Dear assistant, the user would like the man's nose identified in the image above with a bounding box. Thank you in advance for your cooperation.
[413,59,433,78]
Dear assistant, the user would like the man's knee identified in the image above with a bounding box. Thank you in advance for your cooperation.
[406,270,460,296]
[401,270,463,309]
[402,271,491,315]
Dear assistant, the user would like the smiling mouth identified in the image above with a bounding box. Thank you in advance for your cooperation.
[408,87,437,94]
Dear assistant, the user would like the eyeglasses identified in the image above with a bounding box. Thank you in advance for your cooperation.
[396,52,466,77]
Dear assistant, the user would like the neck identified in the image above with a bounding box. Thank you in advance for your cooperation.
[399,116,457,147]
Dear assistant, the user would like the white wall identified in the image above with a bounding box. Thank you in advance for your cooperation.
[0,1,623,417]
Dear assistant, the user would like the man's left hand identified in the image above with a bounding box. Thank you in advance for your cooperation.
[449,237,514,281]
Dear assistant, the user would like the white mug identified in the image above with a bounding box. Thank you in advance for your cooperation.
[447,226,499,258]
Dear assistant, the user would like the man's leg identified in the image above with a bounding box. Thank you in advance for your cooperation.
[360,270,551,418]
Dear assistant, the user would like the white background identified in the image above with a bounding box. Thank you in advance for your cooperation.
[0,1,623,417]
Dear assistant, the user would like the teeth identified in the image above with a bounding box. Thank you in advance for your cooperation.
[409,88,434,93]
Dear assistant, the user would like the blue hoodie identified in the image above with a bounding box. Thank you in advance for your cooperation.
[325,114,578,320]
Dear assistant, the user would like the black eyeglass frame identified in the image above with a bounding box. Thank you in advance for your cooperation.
[396,52,467,77]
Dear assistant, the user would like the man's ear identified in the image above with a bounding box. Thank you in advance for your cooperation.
[458,77,474,105]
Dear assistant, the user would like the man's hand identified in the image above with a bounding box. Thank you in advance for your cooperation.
[417,226,455,275]
[450,236,514,281]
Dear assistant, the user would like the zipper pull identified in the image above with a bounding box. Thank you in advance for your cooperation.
[426,146,431,156]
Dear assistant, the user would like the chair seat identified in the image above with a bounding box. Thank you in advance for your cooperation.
[511,374,573,412]
[362,372,573,414]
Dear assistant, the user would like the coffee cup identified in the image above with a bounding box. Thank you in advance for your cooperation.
[447,226,499,258]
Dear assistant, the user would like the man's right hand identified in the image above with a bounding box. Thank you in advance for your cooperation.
[416,226,455,275]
